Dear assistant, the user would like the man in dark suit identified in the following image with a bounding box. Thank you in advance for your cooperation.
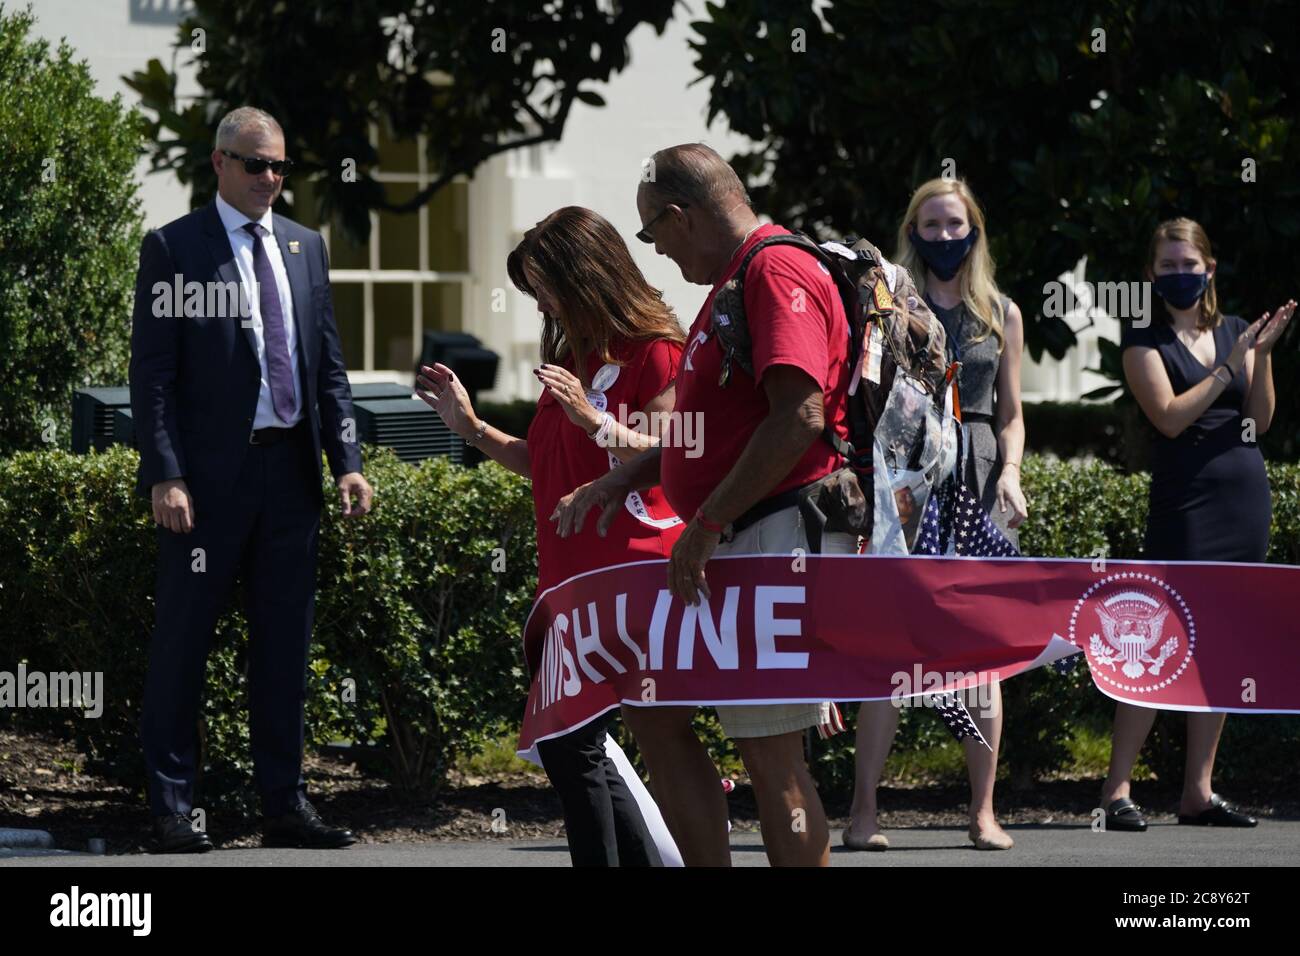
[130,106,374,853]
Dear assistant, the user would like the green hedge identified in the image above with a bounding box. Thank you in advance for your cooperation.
[0,8,144,455]
[1,449,1295,807]
[0,445,536,809]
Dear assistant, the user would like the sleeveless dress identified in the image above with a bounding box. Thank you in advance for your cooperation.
[1120,315,1271,561]
[927,294,1019,549]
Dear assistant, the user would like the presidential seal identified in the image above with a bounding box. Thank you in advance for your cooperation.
[1068,571,1196,695]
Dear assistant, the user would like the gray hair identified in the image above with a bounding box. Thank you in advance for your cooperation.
[214,106,283,151]
[642,143,750,214]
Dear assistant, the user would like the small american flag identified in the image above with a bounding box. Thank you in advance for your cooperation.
[1052,653,1083,675]
[931,692,991,749]
[911,476,1013,751]
[816,701,848,739]
[913,476,1020,558]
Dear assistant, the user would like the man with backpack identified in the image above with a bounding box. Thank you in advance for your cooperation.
[553,143,855,866]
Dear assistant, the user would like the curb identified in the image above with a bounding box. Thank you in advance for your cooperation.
[0,828,55,849]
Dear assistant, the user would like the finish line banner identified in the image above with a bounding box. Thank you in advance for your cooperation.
[516,555,1300,759]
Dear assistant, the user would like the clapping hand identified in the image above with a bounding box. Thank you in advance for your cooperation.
[1253,299,1296,355]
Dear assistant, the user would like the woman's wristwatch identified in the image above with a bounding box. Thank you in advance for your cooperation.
[1212,363,1235,386]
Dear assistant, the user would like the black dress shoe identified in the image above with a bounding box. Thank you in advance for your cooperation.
[262,801,356,849]
[1103,797,1148,832]
[1178,793,1258,827]
[152,813,214,853]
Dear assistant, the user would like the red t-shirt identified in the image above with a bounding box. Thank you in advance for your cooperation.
[661,224,850,521]
[527,337,685,593]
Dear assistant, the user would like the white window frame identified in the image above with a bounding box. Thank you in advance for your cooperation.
[321,126,471,375]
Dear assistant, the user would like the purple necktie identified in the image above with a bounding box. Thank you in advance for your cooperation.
[243,222,296,423]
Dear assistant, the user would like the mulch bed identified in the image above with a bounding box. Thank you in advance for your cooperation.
[2,729,1292,855]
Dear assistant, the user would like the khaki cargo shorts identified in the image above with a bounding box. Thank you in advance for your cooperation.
[712,503,858,739]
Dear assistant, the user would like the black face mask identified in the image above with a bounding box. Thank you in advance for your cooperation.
[1153,272,1210,310]
[909,227,980,280]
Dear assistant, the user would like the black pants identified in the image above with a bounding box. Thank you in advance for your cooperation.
[140,423,321,818]
[536,714,662,867]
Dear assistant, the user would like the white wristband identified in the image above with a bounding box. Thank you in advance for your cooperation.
[591,412,614,447]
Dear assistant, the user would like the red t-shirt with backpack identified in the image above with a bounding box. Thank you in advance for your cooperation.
[661,224,851,521]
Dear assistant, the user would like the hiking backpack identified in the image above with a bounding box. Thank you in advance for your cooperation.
[710,232,961,551]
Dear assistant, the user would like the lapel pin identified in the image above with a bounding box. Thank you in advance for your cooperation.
[288,240,301,254]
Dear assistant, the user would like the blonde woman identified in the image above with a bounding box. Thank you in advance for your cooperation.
[845,178,1028,852]
[1100,218,1293,832]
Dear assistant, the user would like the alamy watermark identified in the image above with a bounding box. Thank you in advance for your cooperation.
[602,402,704,459]
[152,274,255,324]
[1042,255,1151,328]
[0,665,103,718]
[891,663,998,718]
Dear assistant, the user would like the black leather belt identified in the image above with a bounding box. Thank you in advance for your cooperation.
[249,419,307,446]
[962,411,994,424]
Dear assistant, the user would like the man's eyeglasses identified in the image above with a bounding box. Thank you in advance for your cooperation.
[636,203,688,244]
[221,149,294,177]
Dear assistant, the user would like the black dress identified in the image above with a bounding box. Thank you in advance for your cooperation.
[1121,315,1271,562]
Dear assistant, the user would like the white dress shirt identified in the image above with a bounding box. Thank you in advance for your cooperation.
[215,193,304,429]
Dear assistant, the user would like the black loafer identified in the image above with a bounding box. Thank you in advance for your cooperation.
[1178,793,1257,828]
[152,812,214,853]
[1104,797,1148,832]
[262,800,356,848]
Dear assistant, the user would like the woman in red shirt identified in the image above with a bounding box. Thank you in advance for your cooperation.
[416,206,685,866]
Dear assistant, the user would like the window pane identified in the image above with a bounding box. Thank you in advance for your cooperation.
[427,181,469,272]
[378,182,421,272]
[376,123,418,174]
[289,175,321,230]
[374,283,414,372]
[331,282,365,369]
[328,214,370,270]
[421,281,463,334]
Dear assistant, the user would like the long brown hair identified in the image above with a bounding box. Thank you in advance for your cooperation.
[507,206,684,384]
[1145,217,1223,330]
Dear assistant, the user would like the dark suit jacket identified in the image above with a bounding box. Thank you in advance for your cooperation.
[128,201,362,499]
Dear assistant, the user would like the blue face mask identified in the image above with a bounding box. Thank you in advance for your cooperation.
[909,227,980,280]
[1153,272,1210,310]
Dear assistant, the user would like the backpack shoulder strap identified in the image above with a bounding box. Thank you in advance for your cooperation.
[731,232,846,288]
[711,232,843,382]
[733,233,863,460]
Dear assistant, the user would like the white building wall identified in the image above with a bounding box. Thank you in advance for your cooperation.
[29,0,199,230]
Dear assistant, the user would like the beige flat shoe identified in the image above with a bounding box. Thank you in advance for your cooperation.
[842,829,889,851]
[968,826,1014,850]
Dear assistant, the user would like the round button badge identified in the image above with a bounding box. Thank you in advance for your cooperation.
[591,363,620,393]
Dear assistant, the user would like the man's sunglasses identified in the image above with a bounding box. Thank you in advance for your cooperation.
[636,203,688,244]
[221,149,294,177]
